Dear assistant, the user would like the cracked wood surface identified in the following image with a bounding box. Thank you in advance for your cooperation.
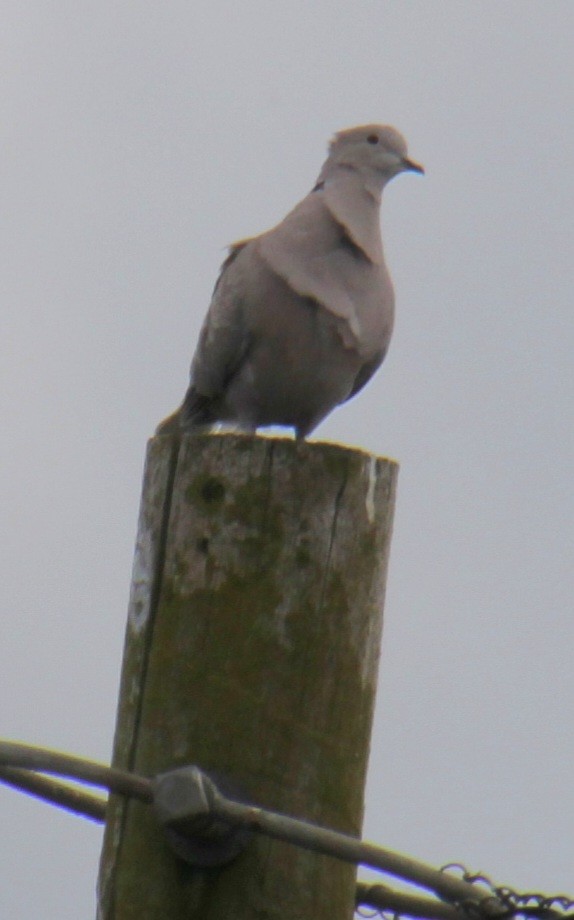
[98,432,398,920]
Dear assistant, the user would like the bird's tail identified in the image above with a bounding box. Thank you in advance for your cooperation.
[154,408,183,436]
[155,386,216,436]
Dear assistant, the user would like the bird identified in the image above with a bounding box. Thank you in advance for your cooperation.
[156,124,423,440]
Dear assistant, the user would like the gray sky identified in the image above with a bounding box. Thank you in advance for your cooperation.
[1,2,573,916]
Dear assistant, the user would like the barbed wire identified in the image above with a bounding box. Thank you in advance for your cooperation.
[441,866,574,920]
[0,739,571,920]
[355,867,574,920]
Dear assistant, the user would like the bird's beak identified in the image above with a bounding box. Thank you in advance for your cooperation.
[401,157,425,175]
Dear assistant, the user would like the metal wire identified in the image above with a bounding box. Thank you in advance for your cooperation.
[208,789,497,909]
[0,738,571,920]
[440,867,574,920]
[0,740,152,802]
[355,880,465,920]
[354,868,574,920]
[0,766,106,822]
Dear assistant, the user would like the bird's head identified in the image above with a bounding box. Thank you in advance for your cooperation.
[325,124,424,187]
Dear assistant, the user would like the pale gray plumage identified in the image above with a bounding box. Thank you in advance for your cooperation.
[157,124,423,439]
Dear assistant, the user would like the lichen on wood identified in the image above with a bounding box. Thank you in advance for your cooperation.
[98,432,398,920]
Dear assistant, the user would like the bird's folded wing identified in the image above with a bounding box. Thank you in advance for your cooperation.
[191,185,388,397]
[190,242,253,397]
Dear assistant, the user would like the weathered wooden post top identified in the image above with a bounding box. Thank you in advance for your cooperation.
[98,432,398,920]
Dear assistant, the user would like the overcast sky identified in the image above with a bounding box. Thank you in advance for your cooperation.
[1,2,573,917]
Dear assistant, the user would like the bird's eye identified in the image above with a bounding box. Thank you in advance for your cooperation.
[366,134,379,144]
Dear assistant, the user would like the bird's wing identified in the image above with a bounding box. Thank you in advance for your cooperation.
[189,240,254,397]
[345,350,387,402]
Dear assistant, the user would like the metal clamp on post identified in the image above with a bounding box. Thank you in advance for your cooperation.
[153,766,253,868]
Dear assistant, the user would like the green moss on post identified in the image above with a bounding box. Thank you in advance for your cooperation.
[98,433,398,920]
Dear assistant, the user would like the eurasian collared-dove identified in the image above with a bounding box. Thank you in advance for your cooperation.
[157,124,423,439]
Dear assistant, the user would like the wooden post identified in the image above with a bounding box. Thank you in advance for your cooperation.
[97,433,398,920]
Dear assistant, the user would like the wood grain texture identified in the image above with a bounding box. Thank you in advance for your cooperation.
[98,432,398,920]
